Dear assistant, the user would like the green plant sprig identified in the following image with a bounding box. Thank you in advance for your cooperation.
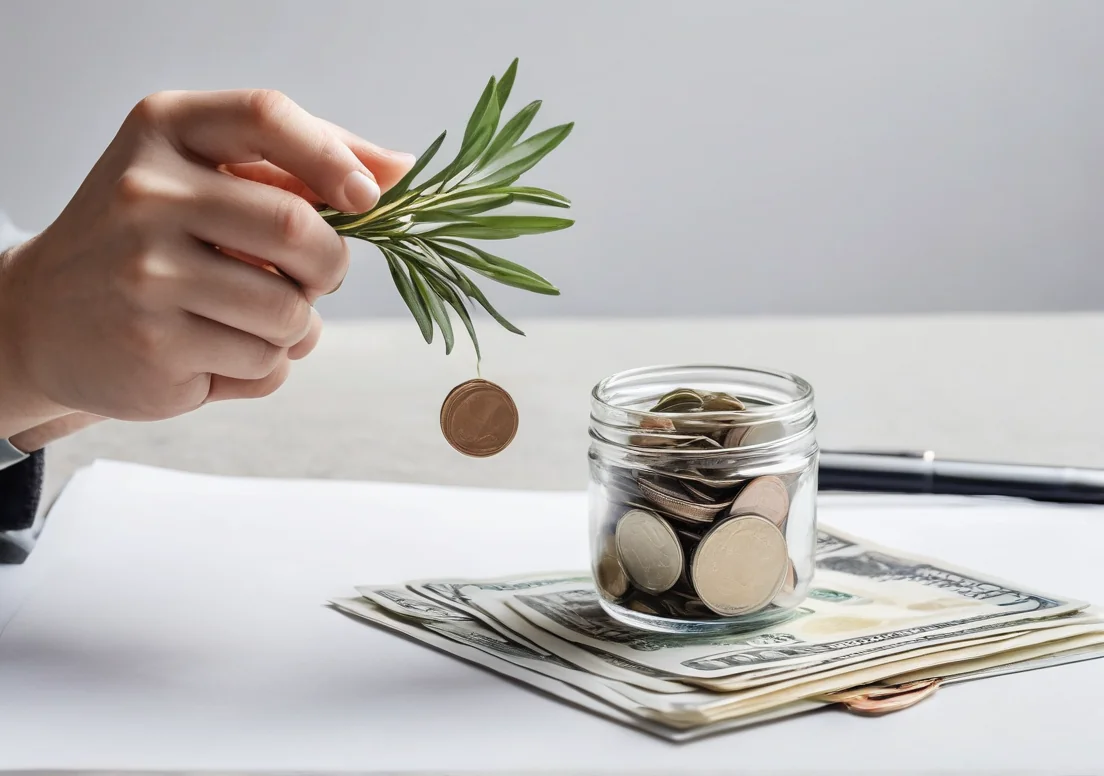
[317,58,573,362]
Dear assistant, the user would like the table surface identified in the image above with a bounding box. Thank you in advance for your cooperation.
[6,313,1104,774]
[3,461,1104,774]
[38,312,1104,505]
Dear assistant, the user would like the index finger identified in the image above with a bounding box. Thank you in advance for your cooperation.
[145,89,389,214]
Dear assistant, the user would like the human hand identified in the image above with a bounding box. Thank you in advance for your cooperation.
[0,89,413,433]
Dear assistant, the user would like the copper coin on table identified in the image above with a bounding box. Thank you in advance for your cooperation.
[439,379,519,457]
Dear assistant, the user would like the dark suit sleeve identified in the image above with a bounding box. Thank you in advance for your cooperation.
[0,448,45,563]
[0,214,44,562]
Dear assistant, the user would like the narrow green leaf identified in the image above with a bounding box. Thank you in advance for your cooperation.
[433,238,558,291]
[409,240,466,289]
[463,76,498,148]
[382,250,433,343]
[375,131,447,209]
[467,123,574,187]
[390,244,463,293]
[423,80,501,192]
[437,238,558,289]
[418,223,520,240]
[476,100,541,171]
[451,121,498,178]
[428,242,557,295]
[406,260,455,354]
[463,215,574,235]
[450,265,526,336]
[496,58,519,110]
[389,243,483,358]
[409,194,515,221]
[425,274,481,362]
[498,186,571,208]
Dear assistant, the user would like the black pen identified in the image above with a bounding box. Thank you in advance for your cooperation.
[817,449,1104,505]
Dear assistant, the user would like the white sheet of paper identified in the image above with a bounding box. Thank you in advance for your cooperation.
[1,459,1103,772]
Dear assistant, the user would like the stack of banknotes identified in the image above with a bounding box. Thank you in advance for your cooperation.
[329,525,1104,740]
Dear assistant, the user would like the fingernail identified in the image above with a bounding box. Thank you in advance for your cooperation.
[394,151,417,168]
[343,170,380,212]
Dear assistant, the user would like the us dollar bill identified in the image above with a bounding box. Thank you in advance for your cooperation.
[405,574,690,693]
[328,594,827,739]
[488,525,1088,683]
[332,588,1104,732]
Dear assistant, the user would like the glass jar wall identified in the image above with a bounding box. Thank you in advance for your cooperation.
[588,365,819,634]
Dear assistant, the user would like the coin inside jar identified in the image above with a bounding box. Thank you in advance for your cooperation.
[728,475,790,527]
[691,514,789,617]
[596,546,630,599]
[636,476,727,523]
[738,420,786,447]
[615,509,684,595]
[439,379,519,457]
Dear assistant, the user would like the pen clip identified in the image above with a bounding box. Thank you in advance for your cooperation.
[824,449,935,461]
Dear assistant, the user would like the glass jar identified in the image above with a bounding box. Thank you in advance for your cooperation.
[588,365,818,634]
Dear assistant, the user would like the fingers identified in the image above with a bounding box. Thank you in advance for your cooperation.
[150,89,392,213]
[205,358,292,404]
[217,162,323,203]
[317,118,416,193]
[172,239,314,348]
[217,119,414,202]
[179,313,287,381]
[289,308,324,360]
[179,164,349,301]
[221,129,415,201]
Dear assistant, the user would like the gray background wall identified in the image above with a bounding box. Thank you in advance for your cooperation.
[2,0,1102,320]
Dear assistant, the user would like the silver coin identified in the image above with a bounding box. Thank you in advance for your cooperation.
[669,469,748,490]
[679,480,737,508]
[636,476,726,523]
[691,514,789,617]
[728,475,790,526]
[615,509,684,595]
[723,424,747,448]
[739,421,786,447]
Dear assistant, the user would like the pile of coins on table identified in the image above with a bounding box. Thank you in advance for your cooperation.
[594,387,802,621]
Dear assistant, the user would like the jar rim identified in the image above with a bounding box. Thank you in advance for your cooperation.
[589,363,817,460]
[591,363,814,419]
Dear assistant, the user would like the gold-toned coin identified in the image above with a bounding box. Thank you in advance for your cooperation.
[728,475,791,526]
[615,508,684,595]
[779,560,797,595]
[650,388,704,413]
[700,392,746,411]
[691,514,788,617]
[596,545,630,599]
[626,598,662,616]
[439,379,518,457]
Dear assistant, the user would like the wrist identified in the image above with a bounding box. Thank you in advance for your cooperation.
[0,240,69,439]
[9,412,104,453]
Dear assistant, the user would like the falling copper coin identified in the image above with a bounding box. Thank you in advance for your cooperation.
[439,379,519,457]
